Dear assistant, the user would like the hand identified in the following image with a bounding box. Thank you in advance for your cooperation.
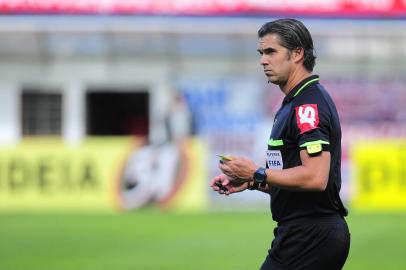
[209,174,249,195]
[219,156,258,182]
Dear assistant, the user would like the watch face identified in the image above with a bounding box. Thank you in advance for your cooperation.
[254,168,266,183]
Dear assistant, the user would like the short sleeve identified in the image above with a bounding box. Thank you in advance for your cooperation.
[293,100,331,154]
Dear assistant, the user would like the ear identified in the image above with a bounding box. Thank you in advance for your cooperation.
[293,47,305,63]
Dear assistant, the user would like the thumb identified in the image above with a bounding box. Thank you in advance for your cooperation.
[222,177,230,186]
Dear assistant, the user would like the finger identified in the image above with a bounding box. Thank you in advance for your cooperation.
[225,187,233,195]
[210,180,219,189]
[214,181,227,192]
[209,176,219,187]
[222,177,230,186]
[219,165,233,176]
[209,175,223,187]
[219,162,230,170]
[221,162,237,174]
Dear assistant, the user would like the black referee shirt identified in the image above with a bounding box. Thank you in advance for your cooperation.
[267,75,347,223]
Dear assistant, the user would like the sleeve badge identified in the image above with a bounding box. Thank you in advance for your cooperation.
[295,104,319,134]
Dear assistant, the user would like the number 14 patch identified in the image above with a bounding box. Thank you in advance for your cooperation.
[295,104,319,134]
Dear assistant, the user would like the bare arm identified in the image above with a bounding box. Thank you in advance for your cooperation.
[265,150,330,191]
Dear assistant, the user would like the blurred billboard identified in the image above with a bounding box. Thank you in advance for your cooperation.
[352,140,406,211]
[0,137,208,212]
[0,0,405,18]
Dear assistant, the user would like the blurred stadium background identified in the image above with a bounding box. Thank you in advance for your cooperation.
[0,1,405,269]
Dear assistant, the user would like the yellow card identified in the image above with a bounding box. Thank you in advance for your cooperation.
[217,154,232,161]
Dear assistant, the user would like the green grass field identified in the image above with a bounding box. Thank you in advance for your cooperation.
[0,211,405,270]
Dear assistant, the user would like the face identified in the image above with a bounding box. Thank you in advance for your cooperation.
[257,34,293,86]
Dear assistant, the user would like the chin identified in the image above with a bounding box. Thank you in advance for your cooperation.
[267,77,279,85]
[268,75,286,86]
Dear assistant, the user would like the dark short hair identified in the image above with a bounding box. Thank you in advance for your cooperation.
[258,18,316,72]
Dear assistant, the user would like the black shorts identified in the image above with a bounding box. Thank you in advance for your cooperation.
[260,215,350,270]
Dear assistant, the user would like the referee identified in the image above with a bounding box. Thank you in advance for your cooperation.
[210,19,350,270]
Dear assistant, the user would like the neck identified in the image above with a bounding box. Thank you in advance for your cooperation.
[280,68,312,95]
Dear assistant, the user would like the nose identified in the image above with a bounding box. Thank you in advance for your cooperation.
[260,54,268,67]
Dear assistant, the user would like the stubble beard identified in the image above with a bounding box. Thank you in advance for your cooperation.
[267,75,286,87]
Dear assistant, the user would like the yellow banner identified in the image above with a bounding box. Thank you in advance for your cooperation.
[0,137,208,212]
[351,140,406,211]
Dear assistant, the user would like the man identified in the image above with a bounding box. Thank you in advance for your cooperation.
[210,19,350,270]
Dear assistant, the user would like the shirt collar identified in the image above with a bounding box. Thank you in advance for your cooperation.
[283,75,320,104]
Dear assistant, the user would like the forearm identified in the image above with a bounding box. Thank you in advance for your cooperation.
[265,165,327,191]
[219,151,329,192]
[262,150,330,191]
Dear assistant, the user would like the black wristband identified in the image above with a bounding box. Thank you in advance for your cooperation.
[248,181,258,190]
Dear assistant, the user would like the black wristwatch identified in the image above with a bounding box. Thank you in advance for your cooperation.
[253,167,267,188]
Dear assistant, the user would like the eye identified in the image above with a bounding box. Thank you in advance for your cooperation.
[263,48,276,55]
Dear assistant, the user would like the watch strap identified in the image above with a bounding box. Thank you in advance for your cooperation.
[248,181,259,190]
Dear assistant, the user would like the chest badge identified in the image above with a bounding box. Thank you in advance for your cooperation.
[266,150,283,169]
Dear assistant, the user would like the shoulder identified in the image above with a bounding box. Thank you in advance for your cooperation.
[291,84,335,132]
[294,84,328,105]
[289,84,336,139]
[293,84,335,114]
